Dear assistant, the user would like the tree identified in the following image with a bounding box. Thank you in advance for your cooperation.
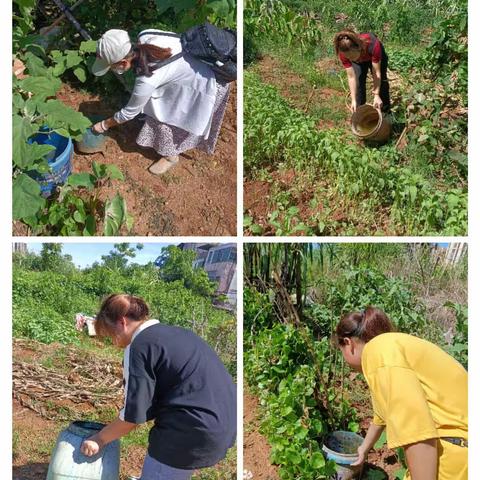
[101,243,144,271]
[39,243,76,274]
[157,246,216,297]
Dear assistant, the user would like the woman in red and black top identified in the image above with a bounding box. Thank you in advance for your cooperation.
[334,30,391,113]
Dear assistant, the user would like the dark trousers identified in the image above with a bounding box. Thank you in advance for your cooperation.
[351,46,391,112]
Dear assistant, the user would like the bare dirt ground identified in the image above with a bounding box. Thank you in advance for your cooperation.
[243,389,279,480]
[13,82,237,236]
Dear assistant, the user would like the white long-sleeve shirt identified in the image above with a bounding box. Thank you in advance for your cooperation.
[114,29,217,138]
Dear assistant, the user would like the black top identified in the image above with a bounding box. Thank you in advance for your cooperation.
[120,321,236,469]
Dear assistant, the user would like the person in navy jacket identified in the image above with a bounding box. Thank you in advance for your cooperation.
[80,294,236,480]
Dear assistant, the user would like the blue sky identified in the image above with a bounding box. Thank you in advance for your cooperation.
[27,243,176,268]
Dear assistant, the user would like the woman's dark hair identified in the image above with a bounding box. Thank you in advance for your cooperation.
[128,42,173,77]
[95,294,149,337]
[335,306,395,346]
[333,30,366,56]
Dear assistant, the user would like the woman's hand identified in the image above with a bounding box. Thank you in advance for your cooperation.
[351,445,367,466]
[80,436,103,457]
[373,94,383,111]
[92,120,109,134]
[350,99,358,113]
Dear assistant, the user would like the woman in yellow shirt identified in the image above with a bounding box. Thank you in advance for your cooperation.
[335,306,467,480]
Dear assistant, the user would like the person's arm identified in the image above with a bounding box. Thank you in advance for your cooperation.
[80,418,137,456]
[92,116,119,133]
[351,422,385,466]
[93,78,157,133]
[404,439,438,480]
[345,66,358,112]
[371,61,383,110]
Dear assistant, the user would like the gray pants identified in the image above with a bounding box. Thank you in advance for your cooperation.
[139,454,193,480]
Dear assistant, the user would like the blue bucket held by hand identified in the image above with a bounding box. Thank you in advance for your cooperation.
[76,115,107,154]
[76,127,107,154]
[322,431,365,479]
[46,421,120,480]
[28,130,73,197]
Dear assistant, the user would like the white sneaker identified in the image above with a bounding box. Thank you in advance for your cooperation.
[148,156,179,175]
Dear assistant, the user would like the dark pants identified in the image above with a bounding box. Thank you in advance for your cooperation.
[351,45,391,112]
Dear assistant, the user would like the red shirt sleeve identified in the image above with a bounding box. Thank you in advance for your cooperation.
[371,38,382,63]
[339,52,352,69]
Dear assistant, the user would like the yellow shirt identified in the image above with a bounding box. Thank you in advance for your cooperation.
[362,332,468,449]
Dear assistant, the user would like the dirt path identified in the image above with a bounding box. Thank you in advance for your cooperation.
[251,55,350,128]
[243,389,279,480]
[14,82,237,236]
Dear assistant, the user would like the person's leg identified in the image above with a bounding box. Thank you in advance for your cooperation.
[139,454,193,480]
[351,62,368,106]
[148,156,179,175]
[379,46,391,112]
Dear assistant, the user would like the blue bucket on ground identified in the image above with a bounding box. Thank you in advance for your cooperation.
[322,431,364,479]
[46,421,120,480]
[28,130,73,197]
[76,128,107,154]
[76,115,107,154]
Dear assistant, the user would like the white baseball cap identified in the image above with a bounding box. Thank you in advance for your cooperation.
[92,29,132,76]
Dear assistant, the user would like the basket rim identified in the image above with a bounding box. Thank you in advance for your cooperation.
[350,103,382,138]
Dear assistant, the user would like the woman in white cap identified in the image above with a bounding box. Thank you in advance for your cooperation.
[91,29,229,175]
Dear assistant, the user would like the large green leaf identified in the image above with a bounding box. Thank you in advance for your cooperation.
[52,59,67,77]
[104,194,129,236]
[67,173,96,190]
[13,174,46,220]
[65,51,83,69]
[92,161,124,181]
[17,143,55,169]
[83,215,96,236]
[374,430,387,449]
[79,40,97,53]
[37,100,91,136]
[13,115,35,167]
[24,52,48,76]
[73,66,87,83]
[19,76,61,100]
[310,452,325,469]
[12,93,25,113]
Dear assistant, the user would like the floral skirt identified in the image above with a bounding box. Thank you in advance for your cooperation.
[136,82,230,156]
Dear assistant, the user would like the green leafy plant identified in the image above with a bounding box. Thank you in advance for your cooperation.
[13,249,235,371]
[244,73,467,236]
[245,0,321,52]
[12,16,132,236]
[444,301,468,369]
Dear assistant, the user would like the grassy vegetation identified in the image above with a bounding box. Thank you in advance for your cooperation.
[244,0,467,236]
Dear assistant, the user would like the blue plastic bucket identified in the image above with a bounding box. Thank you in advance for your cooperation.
[322,431,364,479]
[76,114,107,154]
[28,130,73,197]
[76,127,107,154]
[46,421,120,480]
